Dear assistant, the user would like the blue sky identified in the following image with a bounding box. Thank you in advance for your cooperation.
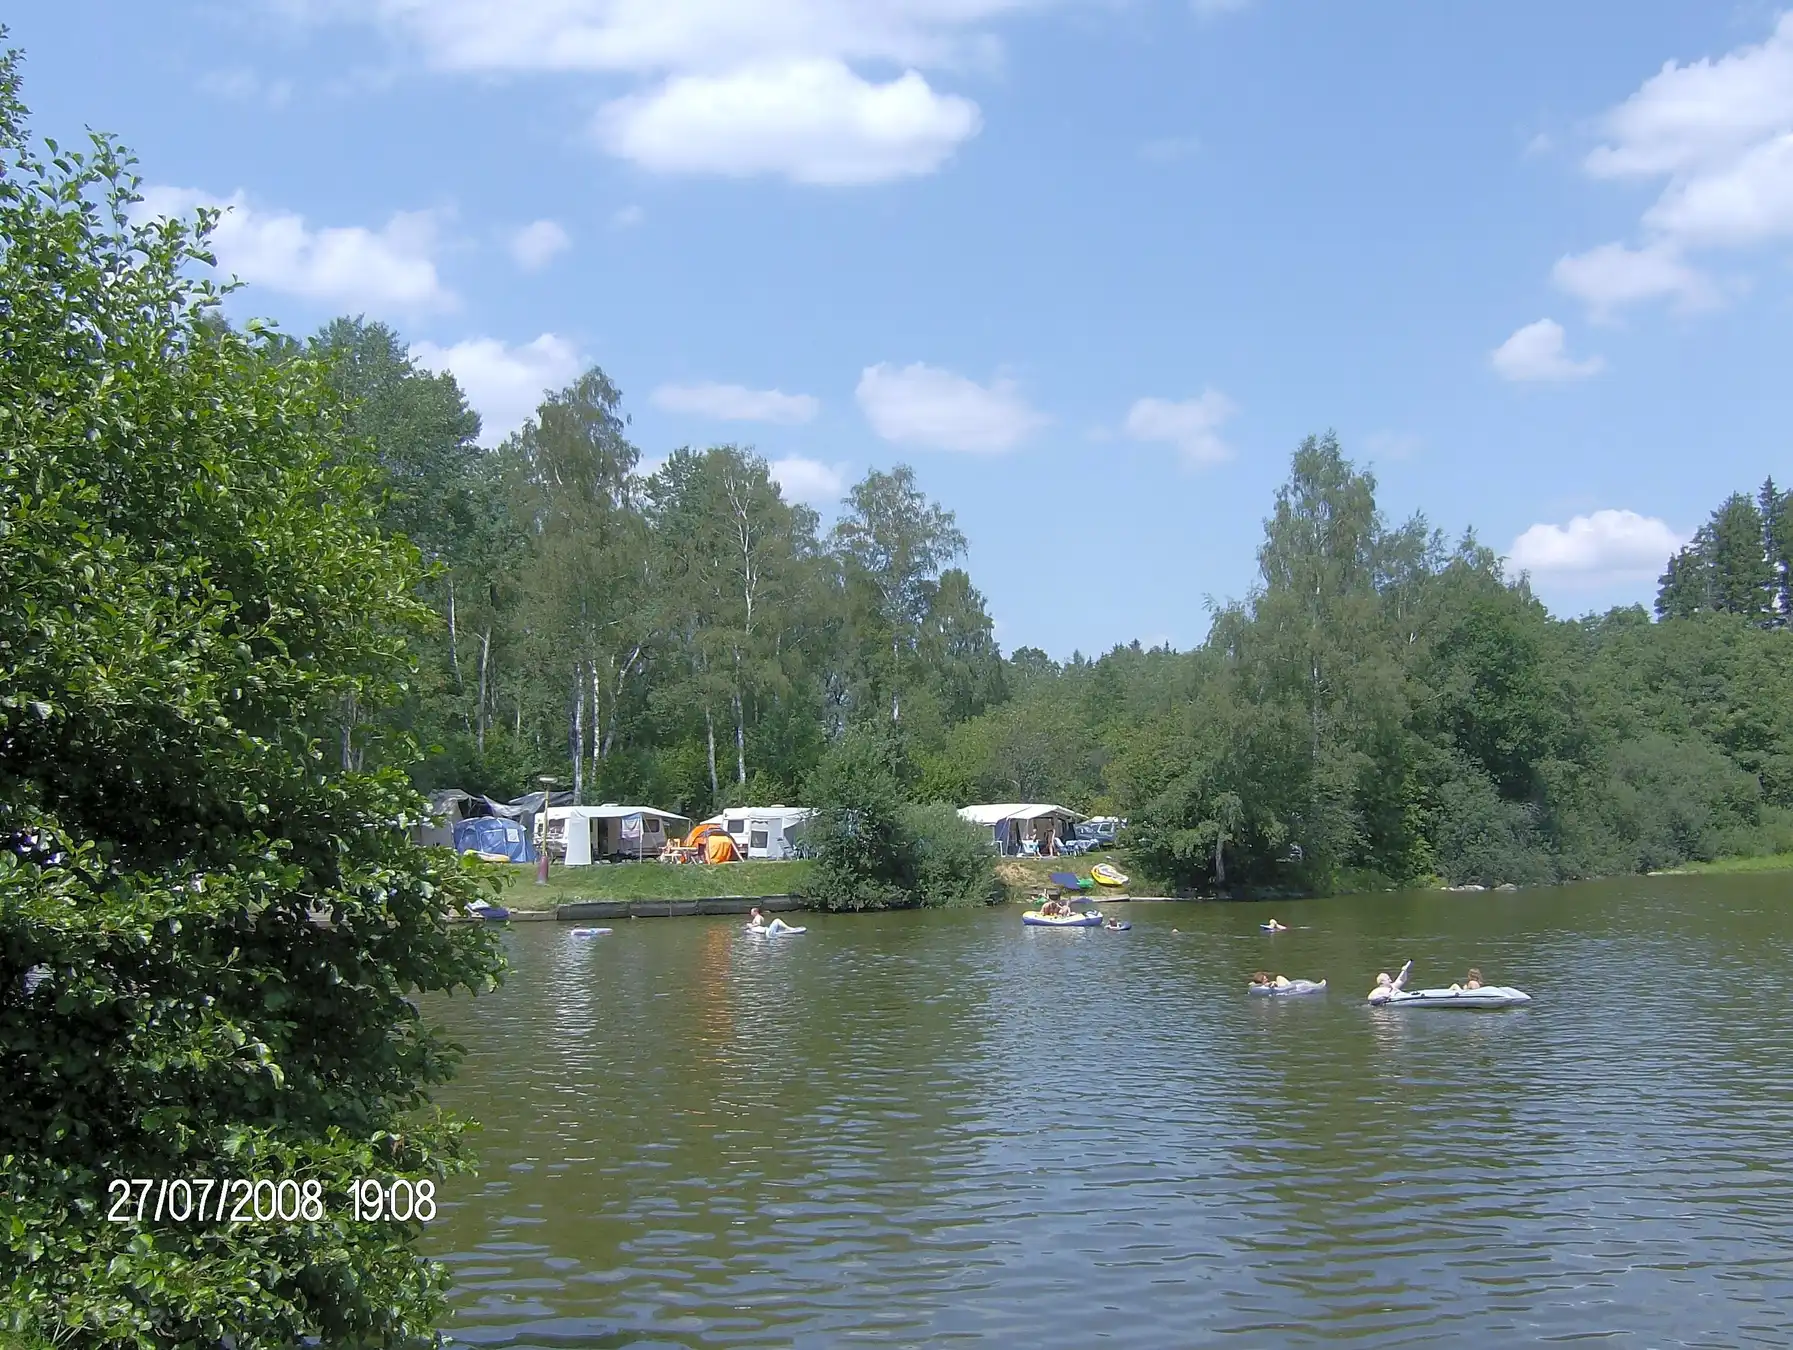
[10,1,1793,658]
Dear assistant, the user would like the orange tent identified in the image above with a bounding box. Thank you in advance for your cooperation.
[683,821,726,849]
[704,832,740,864]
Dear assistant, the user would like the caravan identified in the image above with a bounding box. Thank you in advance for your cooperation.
[702,805,813,860]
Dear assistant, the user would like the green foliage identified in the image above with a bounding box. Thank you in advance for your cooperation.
[0,50,503,1345]
[902,803,1002,908]
[801,730,996,910]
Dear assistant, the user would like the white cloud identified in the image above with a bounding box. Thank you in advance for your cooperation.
[1558,14,1793,317]
[508,219,570,270]
[1585,14,1793,181]
[1551,242,1714,317]
[285,0,1034,184]
[1642,132,1793,248]
[1490,319,1605,383]
[410,334,584,445]
[198,68,294,107]
[1507,510,1685,584]
[651,381,819,424]
[135,186,451,311]
[1122,390,1238,466]
[597,60,979,184]
[856,362,1047,453]
[769,455,846,503]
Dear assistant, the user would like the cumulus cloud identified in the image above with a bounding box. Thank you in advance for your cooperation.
[1556,14,1793,317]
[769,455,847,503]
[1122,390,1238,466]
[650,381,819,424]
[136,186,451,311]
[1490,319,1605,383]
[597,60,979,184]
[198,68,294,108]
[410,334,584,445]
[285,0,1031,184]
[508,219,570,270]
[856,362,1047,453]
[1551,242,1714,317]
[1507,510,1685,585]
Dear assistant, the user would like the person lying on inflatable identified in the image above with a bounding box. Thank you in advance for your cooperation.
[1249,971,1293,990]
[1262,918,1288,932]
[747,906,798,935]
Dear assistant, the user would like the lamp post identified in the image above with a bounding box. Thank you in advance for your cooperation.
[535,775,558,885]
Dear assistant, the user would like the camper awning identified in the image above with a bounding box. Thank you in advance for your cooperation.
[956,803,1085,826]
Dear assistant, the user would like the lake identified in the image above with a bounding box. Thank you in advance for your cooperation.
[423,874,1793,1347]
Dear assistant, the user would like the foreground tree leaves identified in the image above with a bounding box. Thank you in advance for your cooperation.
[0,43,504,1347]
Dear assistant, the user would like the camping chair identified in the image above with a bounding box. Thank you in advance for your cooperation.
[1021,838,1040,857]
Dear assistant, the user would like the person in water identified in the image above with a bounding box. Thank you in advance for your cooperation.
[747,907,795,934]
[1450,967,1485,993]
[1263,918,1288,931]
[1369,966,1409,1002]
[1250,971,1272,987]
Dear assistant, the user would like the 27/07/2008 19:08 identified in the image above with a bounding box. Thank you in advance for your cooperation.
[106,1176,437,1225]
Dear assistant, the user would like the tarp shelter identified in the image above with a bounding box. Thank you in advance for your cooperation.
[957,803,1085,856]
[540,804,693,866]
[701,805,814,860]
[452,815,535,863]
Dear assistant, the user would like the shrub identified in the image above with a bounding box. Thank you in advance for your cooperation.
[0,56,503,1346]
[903,803,1001,908]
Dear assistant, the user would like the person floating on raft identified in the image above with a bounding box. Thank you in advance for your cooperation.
[1449,968,1484,992]
[1250,971,1293,990]
[1261,918,1289,932]
[1368,961,1412,1004]
[747,906,800,935]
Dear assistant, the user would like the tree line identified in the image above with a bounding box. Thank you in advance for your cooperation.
[312,318,1004,818]
[321,320,1793,895]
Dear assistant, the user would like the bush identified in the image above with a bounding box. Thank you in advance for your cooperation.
[802,729,912,911]
[903,803,1001,908]
[802,730,1000,910]
[0,58,502,1346]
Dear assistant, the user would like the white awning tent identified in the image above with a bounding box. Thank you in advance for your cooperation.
[956,803,1085,855]
[700,805,814,860]
[540,804,693,865]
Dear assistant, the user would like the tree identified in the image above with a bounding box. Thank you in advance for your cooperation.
[0,48,503,1345]
[831,466,967,724]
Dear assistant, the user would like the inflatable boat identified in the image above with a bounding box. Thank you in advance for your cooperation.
[747,921,806,936]
[1372,985,1530,1009]
[1091,863,1129,888]
[1248,978,1326,995]
[570,927,612,937]
[1022,911,1104,928]
[1103,919,1132,931]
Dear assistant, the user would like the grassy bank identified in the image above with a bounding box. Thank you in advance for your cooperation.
[994,853,1137,902]
[495,859,812,906]
[1654,851,1793,876]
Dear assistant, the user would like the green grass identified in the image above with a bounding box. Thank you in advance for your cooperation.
[493,858,813,906]
[993,852,1136,902]
[1655,851,1793,876]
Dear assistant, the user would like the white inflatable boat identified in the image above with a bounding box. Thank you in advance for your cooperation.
[1372,985,1530,1009]
[1022,911,1103,928]
[1367,961,1530,1009]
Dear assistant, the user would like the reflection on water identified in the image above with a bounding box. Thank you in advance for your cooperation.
[425,877,1793,1347]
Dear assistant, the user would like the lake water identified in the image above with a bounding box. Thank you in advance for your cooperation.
[423,875,1793,1347]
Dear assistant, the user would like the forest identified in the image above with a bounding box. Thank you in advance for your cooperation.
[324,319,1793,895]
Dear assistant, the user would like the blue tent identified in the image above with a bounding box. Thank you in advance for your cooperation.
[452,815,536,863]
